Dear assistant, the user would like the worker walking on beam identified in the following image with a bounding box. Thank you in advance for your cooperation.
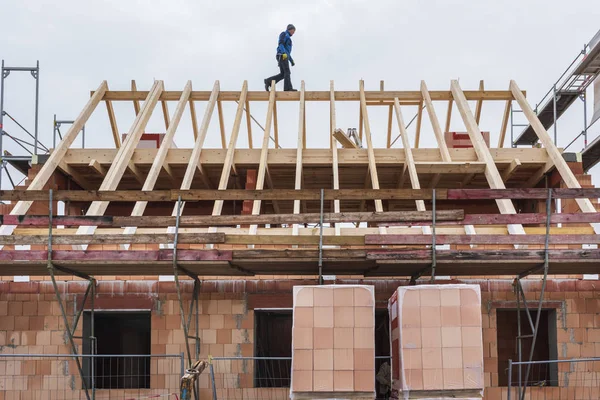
[264,24,297,92]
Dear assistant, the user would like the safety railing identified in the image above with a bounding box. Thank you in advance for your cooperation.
[0,353,184,400]
[507,357,600,400]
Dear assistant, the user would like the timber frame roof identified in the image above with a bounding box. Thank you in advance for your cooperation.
[0,80,599,278]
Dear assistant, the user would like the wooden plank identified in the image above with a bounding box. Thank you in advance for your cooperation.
[83,81,164,219]
[99,90,523,102]
[330,81,341,234]
[525,160,554,187]
[189,99,199,141]
[447,188,600,200]
[365,234,600,245]
[293,82,307,236]
[105,98,121,148]
[129,81,192,219]
[58,161,94,190]
[127,161,146,185]
[88,159,106,176]
[249,81,277,235]
[273,100,279,148]
[393,98,425,212]
[1,81,108,220]
[1,210,464,227]
[359,80,384,213]
[0,233,225,246]
[450,80,525,237]
[444,93,453,133]
[414,100,424,148]
[245,100,253,149]
[387,105,393,148]
[211,81,249,217]
[510,80,599,230]
[225,235,366,246]
[217,100,227,149]
[333,128,358,148]
[131,80,141,115]
[498,97,511,148]
[161,99,170,129]
[420,81,452,162]
[474,80,484,124]
[501,158,521,182]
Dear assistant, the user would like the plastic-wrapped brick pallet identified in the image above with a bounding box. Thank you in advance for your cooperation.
[291,285,376,400]
[388,284,484,400]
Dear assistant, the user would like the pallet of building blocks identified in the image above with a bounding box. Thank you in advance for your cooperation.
[388,284,484,399]
[291,285,376,400]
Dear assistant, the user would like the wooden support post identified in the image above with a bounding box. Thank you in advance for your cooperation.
[414,100,424,148]
[189,99,199,141]
[393,99,426,212]
[161,99,170,130]
[131,80,141,115]
[475,80,484,124]
[359,80,384,214]
[88,159,106,176]
[498,97,511,148]
[211,81,249,218]
[293,82,307,236]
[330,81,341,235]
[217,100,227,149]
[0,80,108,227]
[249,81,277,235]
[451,80,525,237]
[273,100,279,148]
[445,91,453,133]
[245,100,253,149]
[105,96,121,148]
[510,80,599,232]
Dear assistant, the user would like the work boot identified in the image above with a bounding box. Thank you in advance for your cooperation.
[264,79,270,92]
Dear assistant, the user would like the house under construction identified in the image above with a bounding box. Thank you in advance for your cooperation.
[0,30,600,400]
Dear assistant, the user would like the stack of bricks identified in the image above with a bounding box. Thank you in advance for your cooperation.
[388,284,484,398]
[291,285,376,399]
[443,132,490,149]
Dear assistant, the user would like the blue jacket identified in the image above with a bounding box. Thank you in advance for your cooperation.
[277,31,293,63]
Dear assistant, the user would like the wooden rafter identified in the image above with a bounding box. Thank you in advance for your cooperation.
[217,100,226,149]
[330,81,341,234]
[189,98,199,141]
[451,80,525,237]
[249,81,277,235]
[293,82,306,236]
[359,80,384,214]
[474,80,484,124]
[131,80,141,115]
[510,80,599,232]
[245,100,253,149]
[105,94,121,148]
[273,101,279,148]
[444,90,453,133]
[161,99,170,129]
[501,159,521,182]
[414,100,424,148]
[211,81,249,218]
[498,96,511,148]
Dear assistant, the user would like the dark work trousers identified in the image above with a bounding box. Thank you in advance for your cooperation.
[265,56,293,91]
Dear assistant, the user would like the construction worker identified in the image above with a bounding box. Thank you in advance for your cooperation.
[264,24,297,92]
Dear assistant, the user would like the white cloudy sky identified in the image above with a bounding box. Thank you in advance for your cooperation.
[1,0,599,188]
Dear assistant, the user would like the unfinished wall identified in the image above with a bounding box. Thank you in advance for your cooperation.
[0,278,598,399]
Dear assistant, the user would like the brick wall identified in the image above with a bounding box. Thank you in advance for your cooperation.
[0,278,599,399]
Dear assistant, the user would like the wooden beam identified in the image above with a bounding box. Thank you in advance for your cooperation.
[58,161,94,190]
[359,80,384,213]
[105,97,121,148]
[99,90,524,102]
[474,80,484,124]
[175,80,220,212]
[127,161,146,185]
[131,80,141,115]
[498,97,511,148]
[0,233,225,246]
[414,100,424,148]
[393,98,425,211]
[129,81,192,219]
[89,159,106,176]
[161,99,170,129]
[273,100,279,148]
[333,128,358,148]
[330,81,341,235]
[450,80,525,237]
[420,81,452,162]
[293,82,307,236]
[217,100,227,149]
[501,158,521,182]
[249,81,277,235]
[365,234,600,246]
[245,100,253,149]
[510,80,599,230]
[387,105,393,148]
[444,92,453,133]
[264,169,281,214]
[525,160,554,187]
[211,81,249,217]
[461,173,476,188]
[1,81,108,222]
[83,80,163,219]
[1,210,464,228]
[189,99,199,141]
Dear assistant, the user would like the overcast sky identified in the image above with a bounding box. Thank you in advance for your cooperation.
[1,0,599,188]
